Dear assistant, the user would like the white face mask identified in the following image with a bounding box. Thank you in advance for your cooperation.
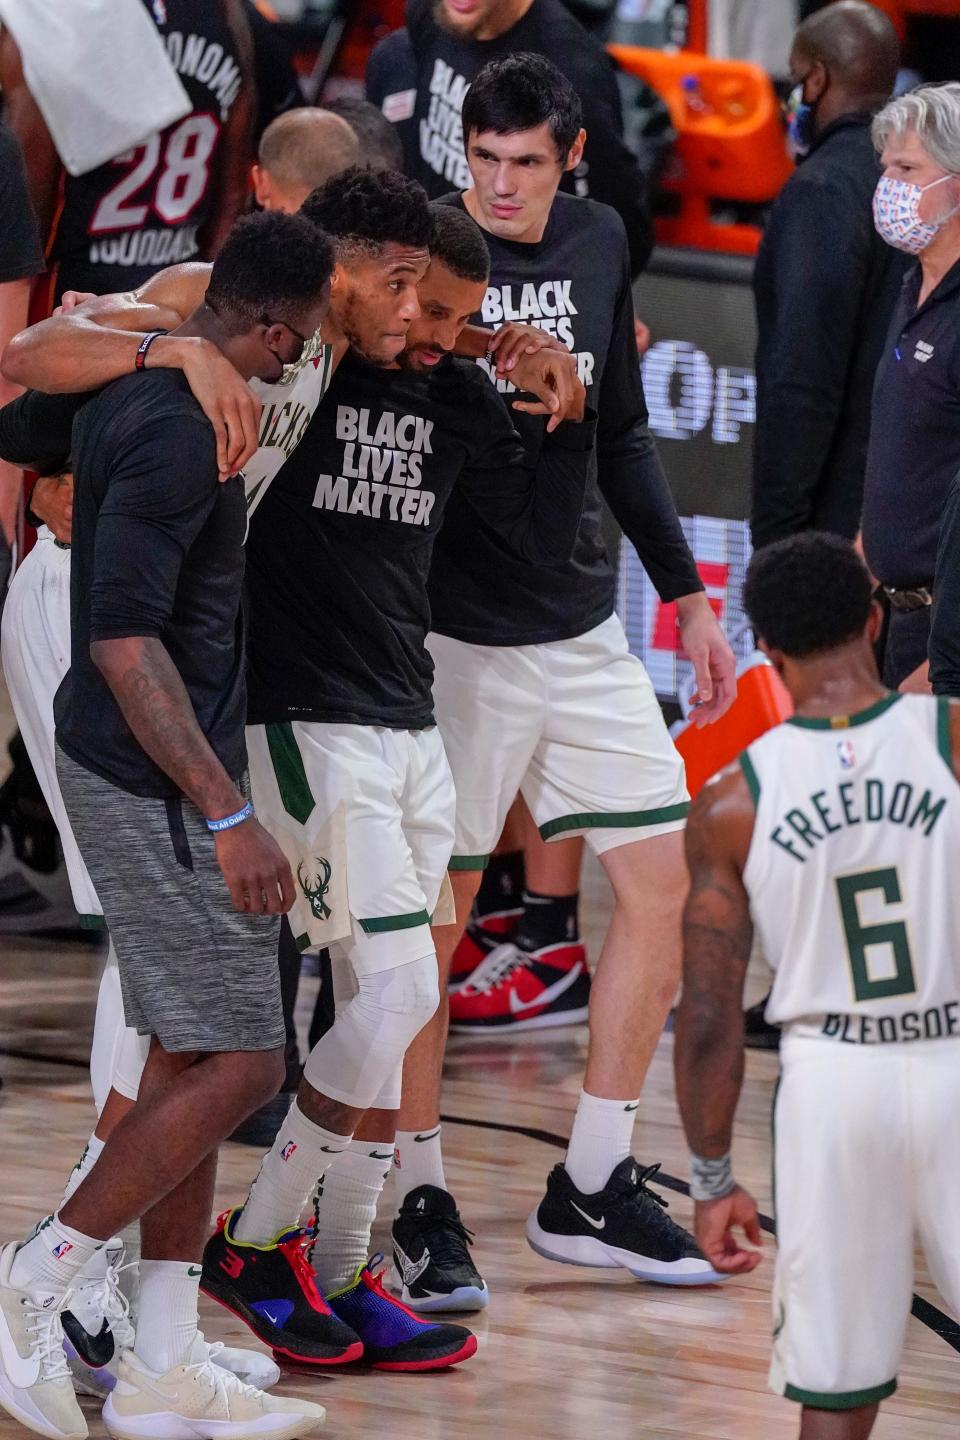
[872,172,960,254]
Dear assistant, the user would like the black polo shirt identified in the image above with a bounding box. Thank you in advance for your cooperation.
[861,258,960,589]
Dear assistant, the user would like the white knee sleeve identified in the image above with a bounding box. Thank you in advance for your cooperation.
[304,944,439,1110]
[90,940,148,1113]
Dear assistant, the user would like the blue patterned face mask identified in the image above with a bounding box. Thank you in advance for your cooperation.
[873,173,960,254]
[785,81,816,159]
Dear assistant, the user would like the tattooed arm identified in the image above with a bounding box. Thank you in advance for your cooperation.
[673,765,763,1274]
[92,637,293,916]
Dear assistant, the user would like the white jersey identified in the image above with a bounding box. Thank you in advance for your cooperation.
[742,693,960,1042]
[245,332,334,519]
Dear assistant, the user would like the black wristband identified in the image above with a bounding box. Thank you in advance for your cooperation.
[135,330,165,371]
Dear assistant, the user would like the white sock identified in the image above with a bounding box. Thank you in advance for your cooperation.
[133,1260,200,1372]
[393,1125,446,1208]
[310,1138,394,1294]
[10,1212,104,1297]
[62,1134,106,1204]
[234,1101,352,1244]
[565,1089,639,1195]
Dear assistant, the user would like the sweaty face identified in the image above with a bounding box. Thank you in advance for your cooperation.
[434,0,520,40]
[400,260,488,373]
[333,243,430,366]
[465,124,578,244]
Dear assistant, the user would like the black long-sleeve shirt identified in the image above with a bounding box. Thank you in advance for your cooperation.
[751,115,907,550]
[365,0,653,276]
[427,191,701,646]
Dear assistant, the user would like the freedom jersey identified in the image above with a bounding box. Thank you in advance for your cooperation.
[742,693,960,1041]
[49,0,246,300]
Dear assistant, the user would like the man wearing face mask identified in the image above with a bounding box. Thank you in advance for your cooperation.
[751,0,903,552]
[864,82,960,695]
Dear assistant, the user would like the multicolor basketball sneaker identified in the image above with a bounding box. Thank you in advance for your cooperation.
[449,905,522,989]
[449,940,590,1032]
[327,1257,477,1371]
[201,1209,363,1366]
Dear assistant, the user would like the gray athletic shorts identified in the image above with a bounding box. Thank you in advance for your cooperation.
[56,746,284,1055]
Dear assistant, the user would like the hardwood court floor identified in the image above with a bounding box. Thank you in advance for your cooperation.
[2,897,959,1440]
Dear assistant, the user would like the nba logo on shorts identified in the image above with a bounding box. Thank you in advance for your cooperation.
[836,740,856,770]
[52,1241,74,1260]
[280,1141,298,1162]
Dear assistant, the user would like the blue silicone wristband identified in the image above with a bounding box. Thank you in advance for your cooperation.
[206,801,254,833]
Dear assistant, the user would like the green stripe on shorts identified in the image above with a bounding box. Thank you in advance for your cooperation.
[538,802,690,841]
[783,1380,896,1410]
[358,909,431,934]
[78,914,107,931]
[265,722,315,825]
[447,855,489,871]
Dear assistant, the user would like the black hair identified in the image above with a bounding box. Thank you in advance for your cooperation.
[429,204,489,283]
[299,164,434,258]
[461,53,583,160]
[323,97,404,173]
[205,211,334,333]
[743,533,874,659]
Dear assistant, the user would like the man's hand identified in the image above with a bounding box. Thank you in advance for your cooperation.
[899,659,931,695]
[30,473,73,543]
[634,317,651,355]
[510,348,585,432]
[694,1186,763,1275]
[487,321,568,376]
[178,338,262,480]
[677,592,737,725]
[54,290,97,316]
[214,818,295,916]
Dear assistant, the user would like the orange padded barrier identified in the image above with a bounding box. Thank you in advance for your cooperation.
[673,657,793,799]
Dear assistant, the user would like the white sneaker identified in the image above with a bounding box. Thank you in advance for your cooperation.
[206,1342,280,1392]
[0,1241,87,1439]
[64,1242,135,1398]
[102,1336,325,1440]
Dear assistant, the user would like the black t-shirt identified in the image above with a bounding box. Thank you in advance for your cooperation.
[427,192,700,646]
[50,0,246,299]
[0,122,44,284]
[0,389,84,474]
[365,0,652,274]
[54,370,248,798]
[245,351,595,728]
[862,259,960,589]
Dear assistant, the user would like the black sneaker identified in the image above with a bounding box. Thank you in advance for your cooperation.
[201,1207,363,1366]
[526,1159,722,1286]
[744,992,780,1050]
[390,1186,489,1313]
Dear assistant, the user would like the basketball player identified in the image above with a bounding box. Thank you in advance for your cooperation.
[0,212,332,1440]
[378,53,735,1309]
[200,200,591,1369]
[0,0,256,307]
[675,532,960,1440]
[251,108,360,213]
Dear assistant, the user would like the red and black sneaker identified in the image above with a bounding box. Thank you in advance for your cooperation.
[327,1256,477,1371]
[448,940,590,1032]
[200,1208,363,1366]
[449,906,522,989]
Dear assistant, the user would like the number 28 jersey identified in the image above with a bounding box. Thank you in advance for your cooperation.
[741,694,960,1039]
[49,0,244,302]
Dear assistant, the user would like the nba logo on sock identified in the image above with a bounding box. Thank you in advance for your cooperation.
[836,740,856,770]
[52,1241,74,1260]
[280,1141,298,1162]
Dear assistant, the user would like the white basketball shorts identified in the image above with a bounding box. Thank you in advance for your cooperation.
[771,1031,960,1409]
[246,720,456,969]
[427,613,689,867]
[0,532,100,917]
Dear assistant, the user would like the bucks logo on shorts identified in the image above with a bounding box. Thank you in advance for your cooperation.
[298,857,332,920]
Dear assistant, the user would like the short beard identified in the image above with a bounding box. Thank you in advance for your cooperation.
[433,0,480,34]
[338,288,393,368]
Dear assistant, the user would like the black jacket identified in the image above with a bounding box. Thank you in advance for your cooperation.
[751,114,908,550]
[365,0,653,275]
